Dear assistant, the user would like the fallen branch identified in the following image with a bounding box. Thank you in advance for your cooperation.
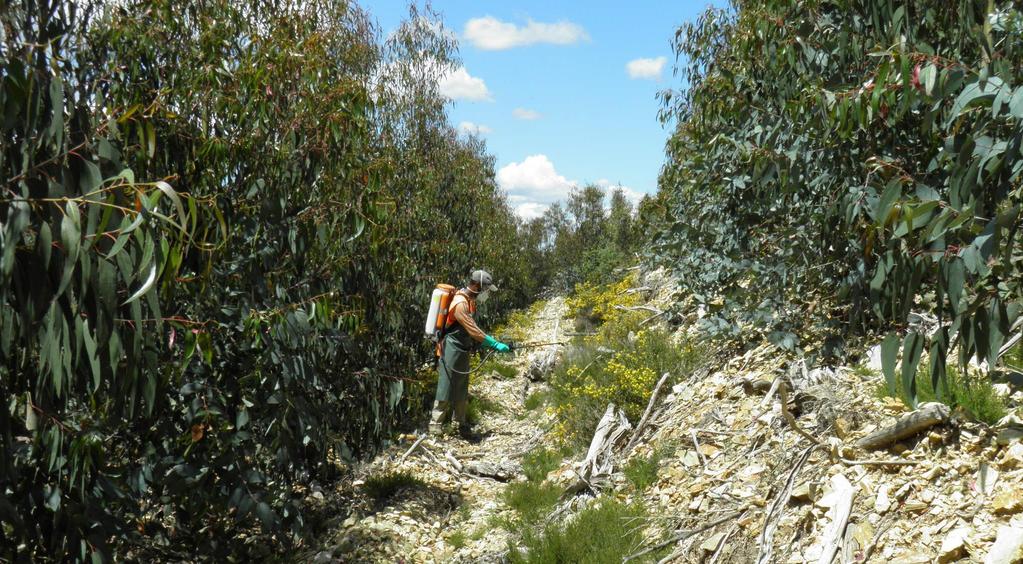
[854,402,951,451]
[773,374,918,467]
[613,304,662,314]
[398,434,427,464]
[463,460,521,482]
[839,457,918,467]
[623,509,747,563]
[818,475,856,564]
[708,522,740,564]
[623,372,671,455]
[859,516,894,563]
[690,429,708,469]
[567,404,632,494]
[640,309,669,326]
[756,444,817,564]
[775,375,827,449]
[444,450,463,472]
[419,445,462,478]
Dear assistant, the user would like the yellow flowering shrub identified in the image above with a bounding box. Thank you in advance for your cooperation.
[549,325,703,447]
[565,272,641,327]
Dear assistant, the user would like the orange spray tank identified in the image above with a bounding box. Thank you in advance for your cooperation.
[424,283,456,340]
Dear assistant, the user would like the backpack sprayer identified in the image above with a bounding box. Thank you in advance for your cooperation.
[505,340,567,351]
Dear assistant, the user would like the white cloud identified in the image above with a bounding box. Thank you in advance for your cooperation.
[464,16,588,50]
[626,56,667,80]
[457,121,492,135]
[512,107,542,121]
[595,179,645,206]
[439,66,492,101]
[514,202,548,220]
[499,156,652,220]
[497,155,576,204]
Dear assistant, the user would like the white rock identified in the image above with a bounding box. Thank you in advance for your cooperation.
[874,484,892,514]
[938,527,970,564]
[977,462,999,496]
[984,526,1023,564]
[701,532,725,553]
[865,345,884,372]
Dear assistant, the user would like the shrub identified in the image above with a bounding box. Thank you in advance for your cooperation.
[363,471,426,501]
[508,499,655,564]
[550,323,704,448]
[876,363,1007,425]
[623,448,669,491]
[523,391,547,412]
[521,448,566,483]
[503,482,561,525]
[467,395,504,426]
[565,273,642,328]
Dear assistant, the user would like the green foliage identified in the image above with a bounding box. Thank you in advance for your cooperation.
[519,185,646,293]
[447,530,468,549]
[623,447,670,491]
[877,363,1007,424]
[467,395,504,426]
[566,272,643,327]
[476,359,518,380]
[523,391,547,412]
[503,481,562,525]
[362,471,426,502]
[0,0,537,559]
[656,0,1023,394]
[550,304,704,447]
[508,499,655,564]
[521,447,566,483]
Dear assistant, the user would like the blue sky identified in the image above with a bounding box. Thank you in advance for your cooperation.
[363,1,726,219]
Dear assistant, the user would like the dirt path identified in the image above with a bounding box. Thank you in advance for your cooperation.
[310,298,568,563]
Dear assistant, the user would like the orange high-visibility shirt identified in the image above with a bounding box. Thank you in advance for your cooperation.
[445,290,485,342]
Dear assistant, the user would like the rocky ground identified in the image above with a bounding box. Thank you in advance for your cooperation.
[307,270,1023,563]
[620,344,1023,563]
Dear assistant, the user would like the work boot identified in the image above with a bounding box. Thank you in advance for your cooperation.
[428,401,451,435]
[457,422,482,443]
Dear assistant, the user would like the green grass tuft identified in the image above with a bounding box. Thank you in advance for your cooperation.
[503,481,561,525]
[447,530,467,549]
[467,395,504,425]
[523,390,546,412]
[623,447,669,491]
[507,499,657,564]
[362,470,425,501]
[478,359,519,380]
[875,362,1007,425]
[521,447,565,483]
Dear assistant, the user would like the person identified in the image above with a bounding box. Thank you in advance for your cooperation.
[429,270,511,438]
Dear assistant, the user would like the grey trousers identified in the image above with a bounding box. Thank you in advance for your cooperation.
[430,399,468,427]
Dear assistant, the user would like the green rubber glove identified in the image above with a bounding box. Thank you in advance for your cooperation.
[483,335,511,353]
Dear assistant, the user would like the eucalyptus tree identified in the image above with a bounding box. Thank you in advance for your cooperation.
[1,0,535,559]
[657,0,1023,398]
